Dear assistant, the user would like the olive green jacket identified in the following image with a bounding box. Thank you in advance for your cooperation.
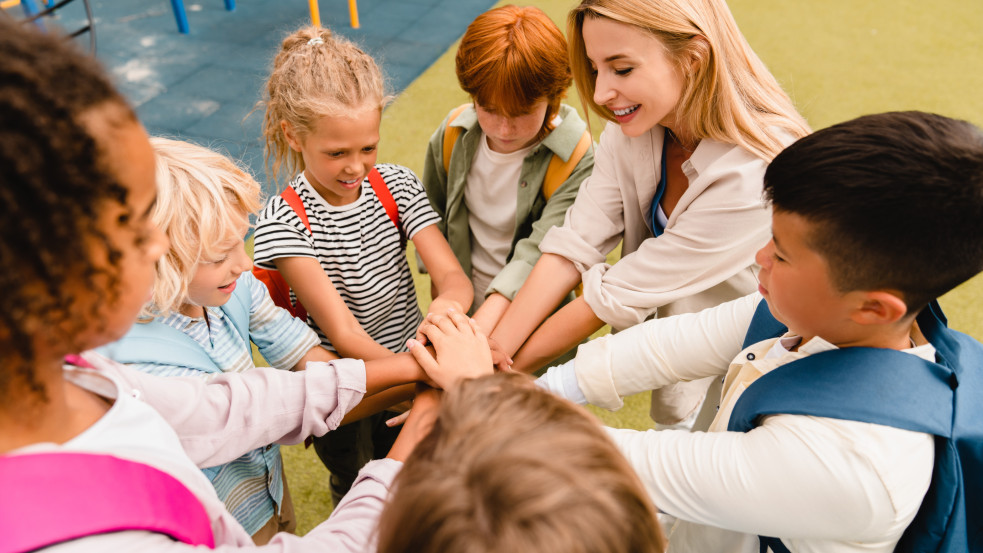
[421,104,595,301]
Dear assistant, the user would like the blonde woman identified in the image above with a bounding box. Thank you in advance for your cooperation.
[488,0,810,429]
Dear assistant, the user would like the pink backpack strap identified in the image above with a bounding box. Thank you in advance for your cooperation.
[1,452,215,552]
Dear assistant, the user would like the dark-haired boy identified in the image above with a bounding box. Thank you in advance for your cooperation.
[538,111,983,553]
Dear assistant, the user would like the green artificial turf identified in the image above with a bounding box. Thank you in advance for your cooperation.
[281,0,983,534]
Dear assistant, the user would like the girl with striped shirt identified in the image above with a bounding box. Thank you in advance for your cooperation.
[252,26,471,504]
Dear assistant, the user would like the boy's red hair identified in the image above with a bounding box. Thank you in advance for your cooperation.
[455,5,572,141]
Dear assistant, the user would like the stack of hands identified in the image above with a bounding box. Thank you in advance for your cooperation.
[385,308,512,459]
[408,308,513,388]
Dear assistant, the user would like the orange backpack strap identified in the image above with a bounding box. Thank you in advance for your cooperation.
[542,129,593,200]
[441,103,471,175]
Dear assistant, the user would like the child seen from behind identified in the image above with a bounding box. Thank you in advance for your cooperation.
[376,371,666,553]
[253,26,472,503]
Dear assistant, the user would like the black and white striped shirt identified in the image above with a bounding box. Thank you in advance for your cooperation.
[253,164,439,353]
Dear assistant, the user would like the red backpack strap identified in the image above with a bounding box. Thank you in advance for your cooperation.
[252,185,311,321]
[280,185,312,233]
[280,186,310,320]
[2,452,215,552]
[368,167,399,230]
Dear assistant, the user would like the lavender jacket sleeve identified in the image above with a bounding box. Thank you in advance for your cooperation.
[99,357,367,468]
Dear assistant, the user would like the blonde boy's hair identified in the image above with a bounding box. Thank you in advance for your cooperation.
[568,0,810,160]
[261,26,393,180]
[377,373,667,553]
[146,137,262,318]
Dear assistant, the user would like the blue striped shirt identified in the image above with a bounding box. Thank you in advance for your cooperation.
[127,271,319,534]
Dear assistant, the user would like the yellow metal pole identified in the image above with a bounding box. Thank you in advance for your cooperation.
[308,0,320,27]
[348,0,359,28]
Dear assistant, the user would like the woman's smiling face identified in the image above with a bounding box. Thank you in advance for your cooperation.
[583,16,686,137]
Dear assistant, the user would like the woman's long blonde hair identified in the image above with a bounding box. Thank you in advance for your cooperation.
[261,26,393,181]
[569,0,810,160]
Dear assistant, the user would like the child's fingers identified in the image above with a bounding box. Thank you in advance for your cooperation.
[421,311,461,339]
[418,316,447,343]
[446,310,476,335]
[414,324,430,345]
[385,410,411,427]
[406,338,440,376]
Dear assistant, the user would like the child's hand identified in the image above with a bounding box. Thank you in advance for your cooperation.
[416,298,464,343]
[407,310,493,389]
[386,384,442,461]
[487,336,514,372]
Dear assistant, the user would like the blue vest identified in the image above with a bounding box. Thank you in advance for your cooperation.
[730,299,982,553]
[95,280,254,481]
[96,279,251,374]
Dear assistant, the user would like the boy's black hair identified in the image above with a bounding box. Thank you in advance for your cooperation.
[0,19,133,399]
[764,111,983,313]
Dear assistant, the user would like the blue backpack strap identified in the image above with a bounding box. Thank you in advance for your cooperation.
[219,273,252,343]
[742,299,788,349]
[96,320,221,374]
[730,300,976,553]
[758,536,791,553]
[98,274,253,373]
[905,301,982,553]
[727,346,954,435]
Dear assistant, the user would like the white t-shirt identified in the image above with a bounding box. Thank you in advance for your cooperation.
[464,135,532,306]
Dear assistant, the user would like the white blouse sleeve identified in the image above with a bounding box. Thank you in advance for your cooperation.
[574,293,759,410]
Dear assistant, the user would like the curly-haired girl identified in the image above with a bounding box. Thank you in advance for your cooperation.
[0,19,439,552]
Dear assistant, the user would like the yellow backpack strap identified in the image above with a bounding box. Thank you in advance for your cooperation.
[542,128,592,298]
[441,103,471,175]
[542,129,593,200]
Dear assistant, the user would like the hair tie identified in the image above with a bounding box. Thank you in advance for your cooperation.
[308,37,324,46]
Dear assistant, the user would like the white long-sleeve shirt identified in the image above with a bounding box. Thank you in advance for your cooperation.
[544,293,935,553]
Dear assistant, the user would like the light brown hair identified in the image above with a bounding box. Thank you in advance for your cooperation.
[377,373,666,553]
[568,0,810,160]
[261,26,392,180]
[456,5,573,141]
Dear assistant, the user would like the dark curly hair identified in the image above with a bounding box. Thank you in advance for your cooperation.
[0,19,133,401]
